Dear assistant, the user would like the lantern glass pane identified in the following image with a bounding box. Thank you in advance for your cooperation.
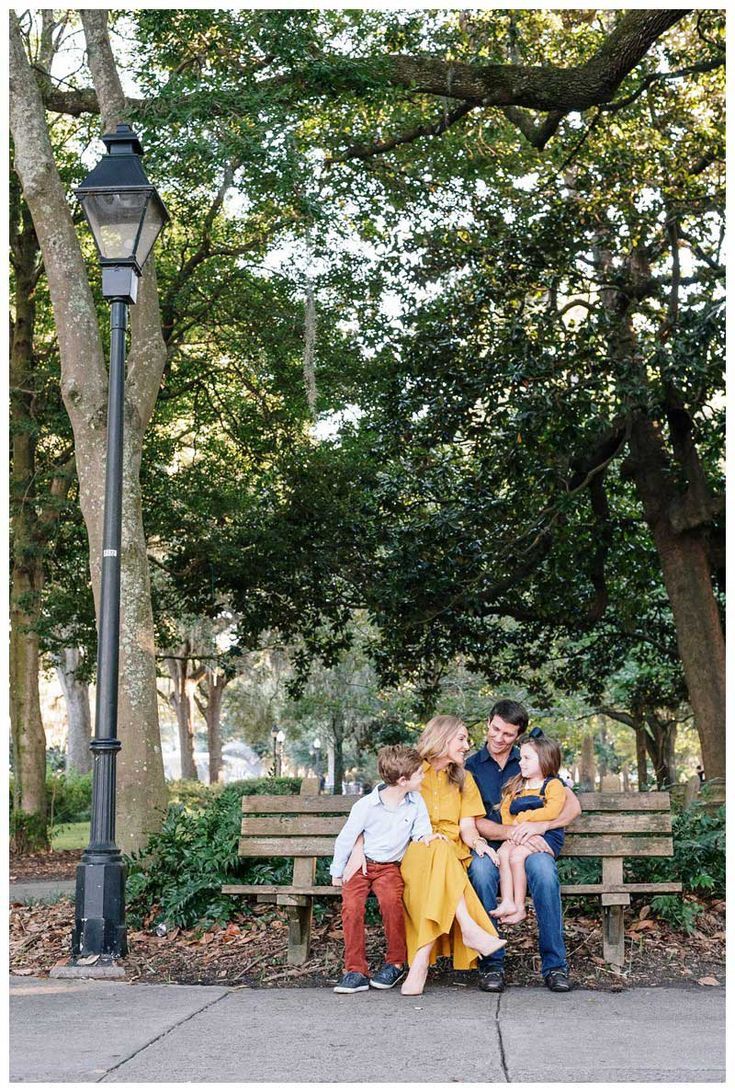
[82,191,147,260]
[134,196,166,268]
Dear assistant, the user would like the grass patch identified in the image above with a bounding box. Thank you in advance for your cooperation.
[51,822,89,850]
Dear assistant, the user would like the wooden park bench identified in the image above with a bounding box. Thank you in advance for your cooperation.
[223,782,681,967]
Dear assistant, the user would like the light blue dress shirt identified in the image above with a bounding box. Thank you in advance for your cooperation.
[329,784,432,877]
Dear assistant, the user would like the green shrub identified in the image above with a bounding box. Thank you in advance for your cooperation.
[626,803,725,898]
[48,771,93,824]
[10,811,50,853]
[650,894,702,934]
[125,777,303,929]
[167,777,302,812]
[10,771,93,827]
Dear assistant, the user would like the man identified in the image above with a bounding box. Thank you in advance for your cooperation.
[465,699,580,994]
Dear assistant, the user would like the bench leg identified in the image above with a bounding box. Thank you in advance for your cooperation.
[286,903,312,965]
[602,903,625,967]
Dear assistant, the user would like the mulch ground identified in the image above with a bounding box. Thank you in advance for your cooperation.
[9,891,725,992]
[10,850,80,882]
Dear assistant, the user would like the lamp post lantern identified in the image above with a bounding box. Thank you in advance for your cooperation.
[64,124,168,969]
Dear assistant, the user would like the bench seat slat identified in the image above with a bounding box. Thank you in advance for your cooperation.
[560,834,673,857]
[560,882,682,895]
[223,884,339,896]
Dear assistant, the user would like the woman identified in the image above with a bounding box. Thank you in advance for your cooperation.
[399,715,506,995]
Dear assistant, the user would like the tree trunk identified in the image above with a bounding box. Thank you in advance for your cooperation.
[579,733,596,791]
[644,714,677,790]
[165,651,199,781]
[194,671,228,785]
[10,566,49,851]
[10,176,48,851]
[10,14,168,853]
[331,711,346,796]
[55,648,93,775]
[634,725,649,791]
[628,417,725,781]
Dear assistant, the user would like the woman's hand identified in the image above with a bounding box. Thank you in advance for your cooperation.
[421,832,448,844]
[473,839,499,865]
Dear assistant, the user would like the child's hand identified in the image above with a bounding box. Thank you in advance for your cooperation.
[332,876,343,887]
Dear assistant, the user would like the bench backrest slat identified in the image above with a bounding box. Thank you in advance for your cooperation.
[241,796,355,814]
[239,812,671,838]
[562,834,673,857]
[574,792,671,810]
[242,816,345,837]
[239,836,337,857]
[241,791,672,814]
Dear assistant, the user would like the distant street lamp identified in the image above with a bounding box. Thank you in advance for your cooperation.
[276,729,286,777]
[67,125,169,966]
[271,724,278,777]
[313,737,322,788]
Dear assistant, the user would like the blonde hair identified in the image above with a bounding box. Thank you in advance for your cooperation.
[416,715,466,789]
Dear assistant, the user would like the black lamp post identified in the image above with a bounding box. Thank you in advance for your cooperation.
[313,737,322,788]
[68,125,168,966]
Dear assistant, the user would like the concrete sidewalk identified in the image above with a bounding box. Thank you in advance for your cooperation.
[10,879,75,904]
[10,975,725,1083]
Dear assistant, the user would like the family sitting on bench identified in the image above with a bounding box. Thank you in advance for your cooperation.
[330,701,580,995]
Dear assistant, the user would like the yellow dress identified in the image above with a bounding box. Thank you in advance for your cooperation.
[400,761,499,970]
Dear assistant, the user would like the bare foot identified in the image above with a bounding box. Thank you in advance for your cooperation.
[499,907,526,925]
[461,923,508,958]
[401,950,431,996]
[490,900,516,918]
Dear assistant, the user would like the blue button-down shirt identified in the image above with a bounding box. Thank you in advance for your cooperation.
[329,784,432,877]
[465,744,521,824]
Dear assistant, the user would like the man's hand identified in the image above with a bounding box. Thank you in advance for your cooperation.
[420,832,447,844]
[332,876,343,887]
[510,821,549,843]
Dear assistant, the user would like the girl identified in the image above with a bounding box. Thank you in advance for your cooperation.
[491,728,567,924]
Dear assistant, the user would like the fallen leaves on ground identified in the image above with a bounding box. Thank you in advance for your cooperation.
[10,850,79,882]
[9,897,725,991]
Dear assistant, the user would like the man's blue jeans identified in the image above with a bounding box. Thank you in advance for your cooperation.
[468,850,567,977]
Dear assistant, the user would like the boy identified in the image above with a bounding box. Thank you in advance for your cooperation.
[330,744,436,993]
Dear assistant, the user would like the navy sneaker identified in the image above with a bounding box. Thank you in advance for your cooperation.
[334,971,370,994]
[544,968,572,992]
[369,963,406,989]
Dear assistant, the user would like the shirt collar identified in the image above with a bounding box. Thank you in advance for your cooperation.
[368,783,417,806]
[480,743,520,767]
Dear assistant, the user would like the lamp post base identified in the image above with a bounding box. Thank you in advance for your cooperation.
[70,856,128,959]
[50,956,126,980]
